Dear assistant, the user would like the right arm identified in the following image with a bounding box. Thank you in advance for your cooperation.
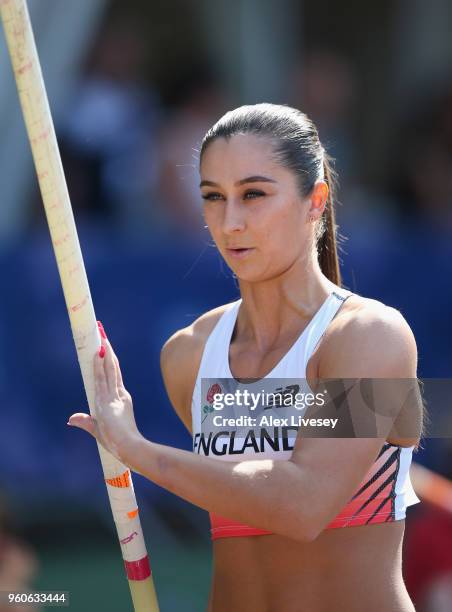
[69,301,421,544]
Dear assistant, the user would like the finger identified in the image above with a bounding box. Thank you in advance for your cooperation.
[104,333,123,389]
[98,321,118,395]
[104,340,118,395]
[67,413,98,438]
[103,328,126,395]
[113,353,127,399]
[94,349,109,402]
[112,351,125,394]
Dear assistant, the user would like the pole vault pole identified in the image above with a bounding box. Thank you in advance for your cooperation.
[0,1,159,609]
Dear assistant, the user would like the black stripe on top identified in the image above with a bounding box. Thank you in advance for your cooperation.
[351,447,399,501]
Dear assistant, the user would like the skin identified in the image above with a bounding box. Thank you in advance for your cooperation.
[68,133,421,612]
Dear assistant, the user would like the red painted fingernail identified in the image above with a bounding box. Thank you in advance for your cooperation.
[99,346,106,358]
[97,321,107,339]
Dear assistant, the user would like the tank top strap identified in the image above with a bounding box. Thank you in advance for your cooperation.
[197,299,241,379]
[302,290,353,359]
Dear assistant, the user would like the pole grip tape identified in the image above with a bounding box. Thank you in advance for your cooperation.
[125,556,152,581]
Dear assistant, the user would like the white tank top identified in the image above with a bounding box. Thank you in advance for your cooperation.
[191,291,420,536]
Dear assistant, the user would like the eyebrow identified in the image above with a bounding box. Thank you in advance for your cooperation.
[199,175,277,188]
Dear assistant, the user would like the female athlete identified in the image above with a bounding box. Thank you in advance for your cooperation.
[68,104,422,612]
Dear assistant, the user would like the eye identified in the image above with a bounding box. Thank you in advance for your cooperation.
[243,189,265,200]
[201,192,225,201]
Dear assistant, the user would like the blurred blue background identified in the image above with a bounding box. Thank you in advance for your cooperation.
[0,0,451,610]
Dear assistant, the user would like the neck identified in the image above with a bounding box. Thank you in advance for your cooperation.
[235,255,337,352]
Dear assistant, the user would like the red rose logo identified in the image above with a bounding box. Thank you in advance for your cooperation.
[207,383,222,404]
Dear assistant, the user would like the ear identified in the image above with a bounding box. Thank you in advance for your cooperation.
[308,181,329,220]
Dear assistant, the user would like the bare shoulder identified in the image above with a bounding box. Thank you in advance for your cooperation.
[317,294,421,446]
[319,294,418,378]
[160,301,236,432]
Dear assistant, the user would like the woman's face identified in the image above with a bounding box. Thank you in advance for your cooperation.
[200,133,317,282]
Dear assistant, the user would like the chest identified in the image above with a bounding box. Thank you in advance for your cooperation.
[228,335,322,386]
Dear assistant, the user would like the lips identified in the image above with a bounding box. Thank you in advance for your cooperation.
[225,247,254,259]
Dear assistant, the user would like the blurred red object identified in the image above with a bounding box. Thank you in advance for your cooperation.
[404,503,452,611]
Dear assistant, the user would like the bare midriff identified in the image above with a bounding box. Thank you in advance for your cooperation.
[206,521,415,612]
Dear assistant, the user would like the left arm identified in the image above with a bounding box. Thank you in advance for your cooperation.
[68,307,421,543]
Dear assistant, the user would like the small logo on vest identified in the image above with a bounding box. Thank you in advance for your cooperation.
[202,383,222,423]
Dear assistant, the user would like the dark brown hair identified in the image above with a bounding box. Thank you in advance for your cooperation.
[200,103,342,285]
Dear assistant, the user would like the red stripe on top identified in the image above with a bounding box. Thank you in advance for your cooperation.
[210,513,272,539]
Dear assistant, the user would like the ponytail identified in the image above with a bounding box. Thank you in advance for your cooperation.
[317,153,342,286]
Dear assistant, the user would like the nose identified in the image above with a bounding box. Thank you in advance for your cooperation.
[222,199,246,234]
